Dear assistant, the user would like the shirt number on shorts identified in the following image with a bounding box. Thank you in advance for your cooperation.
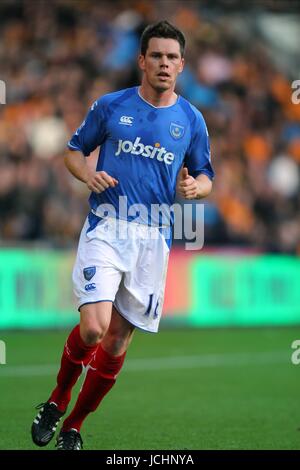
[145,294,159,318]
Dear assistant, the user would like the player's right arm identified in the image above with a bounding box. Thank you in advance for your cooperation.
[64,151,118,193]
[65,98,118,193]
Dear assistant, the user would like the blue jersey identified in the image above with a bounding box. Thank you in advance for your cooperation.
[68,86,214,227]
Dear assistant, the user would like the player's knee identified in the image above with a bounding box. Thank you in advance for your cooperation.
[80,325,105,346]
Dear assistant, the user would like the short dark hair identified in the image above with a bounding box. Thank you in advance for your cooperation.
[140,20,185,57]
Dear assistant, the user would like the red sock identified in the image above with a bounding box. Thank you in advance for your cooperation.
[49,325,99,412]
[62,344,126,432]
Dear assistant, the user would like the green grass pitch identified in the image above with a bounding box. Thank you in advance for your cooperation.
[0,327,299,450]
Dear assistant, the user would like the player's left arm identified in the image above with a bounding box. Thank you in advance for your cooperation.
[177,167,212,200]
[179,108,214,200]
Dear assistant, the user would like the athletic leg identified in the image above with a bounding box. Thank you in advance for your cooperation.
[31,301,113,447]
[60,306,134,434]
[49,301,113,411]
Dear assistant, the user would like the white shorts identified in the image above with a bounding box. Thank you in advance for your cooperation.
[72,214,170,333]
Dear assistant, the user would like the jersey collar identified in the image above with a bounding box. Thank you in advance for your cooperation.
[136,86,179,109]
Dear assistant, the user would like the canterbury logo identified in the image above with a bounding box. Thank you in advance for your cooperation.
[115,137,175,165]
[119,115,134,126]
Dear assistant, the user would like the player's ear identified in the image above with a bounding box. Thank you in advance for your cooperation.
[178,57,185,74]
[138,54,146,71]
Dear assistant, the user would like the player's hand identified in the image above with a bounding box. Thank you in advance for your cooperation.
[86,170,118,193]
[177,167,199,200]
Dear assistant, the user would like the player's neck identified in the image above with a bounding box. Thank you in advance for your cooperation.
[138,84,177,108]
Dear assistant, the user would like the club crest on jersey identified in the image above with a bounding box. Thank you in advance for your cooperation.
[170,122,185,140]
[83,266,96,281]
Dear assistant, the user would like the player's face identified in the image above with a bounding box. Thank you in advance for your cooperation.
[139,37,184,92]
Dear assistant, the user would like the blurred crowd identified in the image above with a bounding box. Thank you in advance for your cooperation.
[1,0,300,252]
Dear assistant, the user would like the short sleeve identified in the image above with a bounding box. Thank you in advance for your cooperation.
[67,99,107,156]
[184,110,214,180]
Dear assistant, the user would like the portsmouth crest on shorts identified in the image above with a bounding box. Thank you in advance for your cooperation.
[83,266,96,281]
[170,122,185,140]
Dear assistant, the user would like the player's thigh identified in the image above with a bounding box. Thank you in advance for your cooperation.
[101,306,135,355]
[80,301,113,344]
